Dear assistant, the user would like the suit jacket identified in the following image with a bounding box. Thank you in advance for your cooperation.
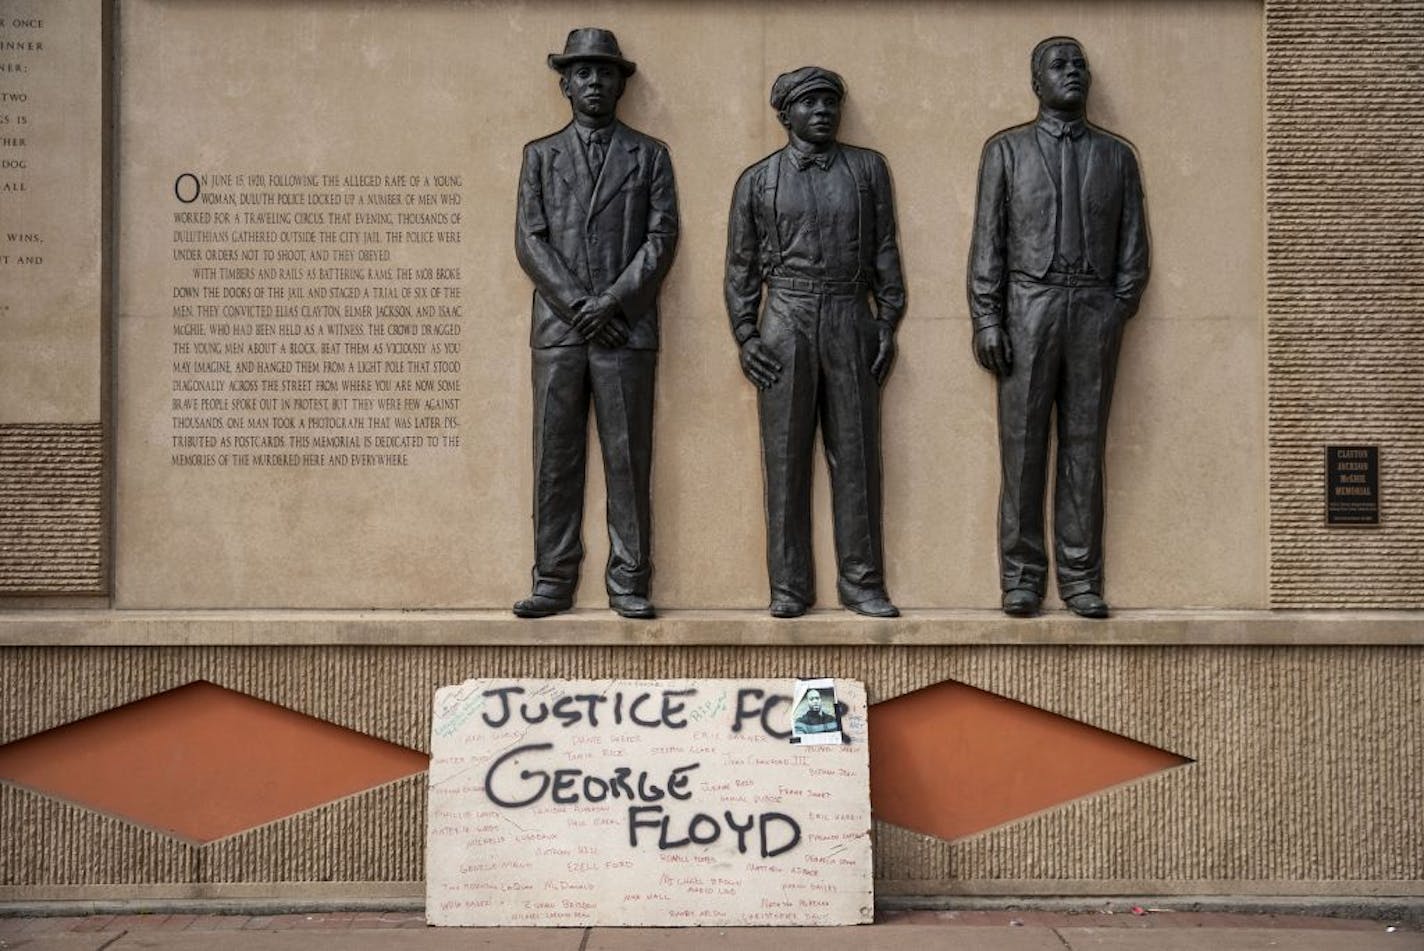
[725,144,906,344]
[516,121,679,350]
[967,120,1149,332]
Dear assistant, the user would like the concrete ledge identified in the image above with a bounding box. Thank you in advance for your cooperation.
[1,894,1420,926]
[876,881,1424,899]
[0,609,1422,646]
[0,884,424,904]
[4,882,1421,905]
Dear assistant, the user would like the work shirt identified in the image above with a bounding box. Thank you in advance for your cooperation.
[773,146,862,281]
[725,142,906,345]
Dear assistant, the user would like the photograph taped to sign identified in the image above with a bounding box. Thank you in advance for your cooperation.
[426,678,871,927]
[790,678,844,746]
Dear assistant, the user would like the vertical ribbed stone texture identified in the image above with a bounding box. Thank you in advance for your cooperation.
[2,646,1420,891]
[0,783,199,886]
[0,424,104,594]
[1267,1,1424,606]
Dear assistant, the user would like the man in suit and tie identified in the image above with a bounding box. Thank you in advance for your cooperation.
[513,28,678,619]
[968,37,1150,618]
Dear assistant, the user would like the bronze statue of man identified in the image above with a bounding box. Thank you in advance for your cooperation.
[726,67,905,619]
[513,28,678,619]
[968,37,1149,618]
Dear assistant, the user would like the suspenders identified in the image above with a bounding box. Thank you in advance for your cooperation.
[757,154,784,270]
[755,149,871,283]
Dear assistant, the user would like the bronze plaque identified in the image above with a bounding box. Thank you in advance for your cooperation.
[1326,446,1378,525]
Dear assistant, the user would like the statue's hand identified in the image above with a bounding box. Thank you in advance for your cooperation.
[571,293,620,339]
[592,315,630,348]
[870,323,896,385]
[739,337,782,390]
[973,326,1012,376]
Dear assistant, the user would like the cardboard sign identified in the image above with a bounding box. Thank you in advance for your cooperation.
[426,678,872,927]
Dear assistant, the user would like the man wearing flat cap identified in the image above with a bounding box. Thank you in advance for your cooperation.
[968,37,1149,618]
[725,66,905,619]
[513,28,678,619]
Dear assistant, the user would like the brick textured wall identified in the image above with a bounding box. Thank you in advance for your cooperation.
[0,424,104,594]
[2,645,1420,894]
[1266,0,1424,606]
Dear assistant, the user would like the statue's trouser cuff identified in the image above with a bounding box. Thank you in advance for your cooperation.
[996,280,1123,598]
[530,345,656,599]
[756,285,888,607]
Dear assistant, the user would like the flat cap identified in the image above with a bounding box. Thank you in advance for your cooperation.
[769,66,845,111]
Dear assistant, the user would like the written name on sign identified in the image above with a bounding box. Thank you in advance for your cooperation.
[452,684,837,856]
[427,678,872,927]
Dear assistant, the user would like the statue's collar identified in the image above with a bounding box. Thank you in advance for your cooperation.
[1036,113,1086,140]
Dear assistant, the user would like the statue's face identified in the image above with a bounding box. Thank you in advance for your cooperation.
[1034,43,1090,111]
[561,60,625,119]
[781,91,841,146]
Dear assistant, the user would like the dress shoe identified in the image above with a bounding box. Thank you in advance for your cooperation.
[1002,588,1042,617]
[846,597,900,618]
[769,598,808,618]
[610,594,656,619]
[512,594,572,618]
[1065,592,1110,618]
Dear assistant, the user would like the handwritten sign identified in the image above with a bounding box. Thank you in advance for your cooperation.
[426,678,872,927]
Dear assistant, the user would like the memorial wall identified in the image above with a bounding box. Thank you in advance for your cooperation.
[0,1,101,423]
[1,0,1421,910]
[113,0,1264,610]
[0,0,105,594]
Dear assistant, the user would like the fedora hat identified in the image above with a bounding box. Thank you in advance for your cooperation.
[547,28,636,76]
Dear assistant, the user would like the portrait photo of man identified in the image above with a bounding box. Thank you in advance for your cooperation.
[791,679,844,746]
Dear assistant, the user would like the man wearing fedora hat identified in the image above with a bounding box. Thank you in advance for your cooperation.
[513,28,679,620]
[725,66,905,619]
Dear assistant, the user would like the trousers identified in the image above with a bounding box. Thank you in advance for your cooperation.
[756,283,888,607]
[530,345,656,599]
[997,279,1124,597]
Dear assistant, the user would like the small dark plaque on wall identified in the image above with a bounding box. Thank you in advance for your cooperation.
[1326,446,1379,525]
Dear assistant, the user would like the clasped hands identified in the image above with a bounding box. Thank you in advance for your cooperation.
[739,323,897,390]
[570,293,630,348]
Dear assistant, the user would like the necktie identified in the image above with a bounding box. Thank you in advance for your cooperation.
[1057,128,1083,266]
[587,131,607,178]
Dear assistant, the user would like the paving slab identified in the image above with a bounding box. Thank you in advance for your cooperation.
[882,910,1389,930]
[177,917,250,931]
[0,937,116,951]
[584,925,1067,950]
[106,929,584,950]
[1059,927,1424,950]
[345,914,426,930]
[104,917,174,932]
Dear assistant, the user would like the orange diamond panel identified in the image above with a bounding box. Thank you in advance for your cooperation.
[0,681,429,843]
[869,680,1190,841]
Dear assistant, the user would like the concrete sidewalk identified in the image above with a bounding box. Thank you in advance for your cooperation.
[1,911,1420,950]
